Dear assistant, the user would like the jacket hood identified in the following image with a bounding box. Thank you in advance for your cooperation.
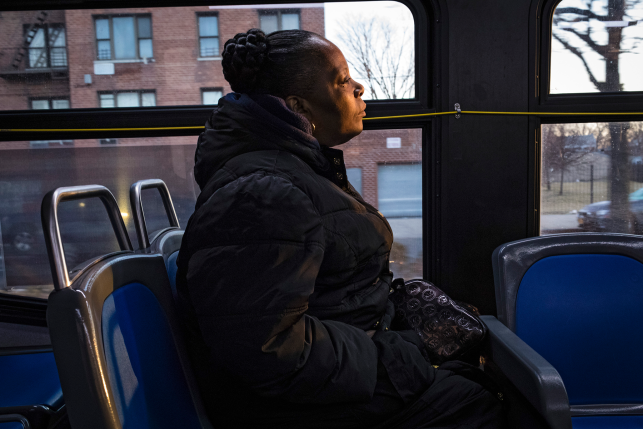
[194,93,329,190]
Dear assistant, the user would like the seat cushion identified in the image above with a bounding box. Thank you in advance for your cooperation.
[516,254,643,405]
[0,352,61,408]
[102,283,200,429]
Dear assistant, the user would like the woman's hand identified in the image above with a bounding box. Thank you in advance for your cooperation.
[365,330,376,338]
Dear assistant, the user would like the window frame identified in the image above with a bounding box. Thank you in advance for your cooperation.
[201,87,223,105]
[23,23,68,69]
[97,90,156,108]
[527,0,643,237]
[0,0,439,310]
[377,162,423,218]
[93,14,154,61]
[196,12,220,58]
[29,97,71,110]
[531,0,643,113]
[258,8,301,32]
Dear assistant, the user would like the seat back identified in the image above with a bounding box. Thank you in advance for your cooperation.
[43,185,208,429]
[492,233,643,409]
[129,179,180,251]
[129,179,185,301]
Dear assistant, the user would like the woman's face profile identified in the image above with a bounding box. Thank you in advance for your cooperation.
[286,39,366,147]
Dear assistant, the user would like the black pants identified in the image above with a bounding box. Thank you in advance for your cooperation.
[241,365,505,429]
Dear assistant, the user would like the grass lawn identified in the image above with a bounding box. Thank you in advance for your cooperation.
[541,180,643,214]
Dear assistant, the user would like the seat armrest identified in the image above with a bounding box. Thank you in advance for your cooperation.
[0,413,29,428]
[481,315,572,429]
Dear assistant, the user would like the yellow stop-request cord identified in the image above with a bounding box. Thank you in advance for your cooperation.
[1,109,643,132]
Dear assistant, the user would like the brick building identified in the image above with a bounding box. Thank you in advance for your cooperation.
[0,5,422,291]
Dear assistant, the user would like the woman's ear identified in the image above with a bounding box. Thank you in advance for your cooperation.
[285,96,313,123]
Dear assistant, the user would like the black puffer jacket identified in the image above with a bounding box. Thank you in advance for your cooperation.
[176,94,487,428]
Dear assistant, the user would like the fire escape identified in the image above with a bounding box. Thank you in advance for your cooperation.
[0,11,69,80]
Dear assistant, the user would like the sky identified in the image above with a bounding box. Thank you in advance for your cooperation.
[542,0,643,93]
[318,0,643,95]
[324,1,415,99]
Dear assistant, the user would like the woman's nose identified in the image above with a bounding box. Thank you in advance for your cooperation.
[354,81,365,98]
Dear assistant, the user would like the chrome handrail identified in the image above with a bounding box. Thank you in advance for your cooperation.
[129,179,180,250]
[41,185,133,291]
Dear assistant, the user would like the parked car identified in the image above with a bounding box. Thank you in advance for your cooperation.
[577,187,643,233]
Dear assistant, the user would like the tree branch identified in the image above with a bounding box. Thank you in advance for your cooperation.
[553,33,602,91]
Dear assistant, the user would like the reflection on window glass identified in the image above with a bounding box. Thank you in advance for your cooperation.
[260,13,279,33]
[282,13,300,30]
[378,164,421,217]
[113,17,136,59]
[259,10,300,33]
[202,88,223,105]
[26,25,67,68]
[99,91,155,108]
[346,167,362,195]
[0,137,199,299]
[343,128,422,279]
[0,3,414,110]
[541,121,643,235]
[551,0,643,94]
[198,14,220,57]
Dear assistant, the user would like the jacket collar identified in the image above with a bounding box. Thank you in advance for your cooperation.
[194,93,335,191]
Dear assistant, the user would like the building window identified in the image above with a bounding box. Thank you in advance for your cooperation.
[25,24,67,68]
[94,15,153,60]
[30,97,72,147]
[197,13,219,57]
[30,98,70,110]
[99,91,156,108]
[347,168,362,195]
[201,88,223,105]
[259,10,300,33]
[378,163,422,218]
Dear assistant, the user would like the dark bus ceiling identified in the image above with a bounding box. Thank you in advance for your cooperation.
[1,0,641,316]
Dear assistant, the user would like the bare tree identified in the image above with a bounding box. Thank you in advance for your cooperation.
[552,0,643,231]
[543,123,593,195]
[337,17,415,99]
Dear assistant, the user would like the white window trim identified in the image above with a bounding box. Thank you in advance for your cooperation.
[209,3,321,9]
[94,59,155,64]
[197,57,222,61]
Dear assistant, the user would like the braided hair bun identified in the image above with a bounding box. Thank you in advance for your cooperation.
[222,29,270,93]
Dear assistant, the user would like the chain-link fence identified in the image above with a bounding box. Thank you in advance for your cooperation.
[542,163,643,214]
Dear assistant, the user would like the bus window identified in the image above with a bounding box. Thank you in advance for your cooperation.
[550,0,643,94]
[0,136,198,299]
[343,128,423,280]
[0,127,425,298]
[540,121,643,235]
[0,1,416,112]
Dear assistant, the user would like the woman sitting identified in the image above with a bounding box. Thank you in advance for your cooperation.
[176,28,505,429]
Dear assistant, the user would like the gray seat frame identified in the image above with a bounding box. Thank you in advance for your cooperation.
[43,185,211,429]
[486,232,643,429]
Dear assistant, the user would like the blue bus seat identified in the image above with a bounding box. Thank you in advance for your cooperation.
[129,179,184,301]
[48,254,211,429]
[0,352,61,409]
[486,233,643,429]
[149,229,183,303]
[43,185,211,429]
[0,324,63,429]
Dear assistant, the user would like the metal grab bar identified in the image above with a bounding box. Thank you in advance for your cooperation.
[41,185,133,291]
[129,179,180,250]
